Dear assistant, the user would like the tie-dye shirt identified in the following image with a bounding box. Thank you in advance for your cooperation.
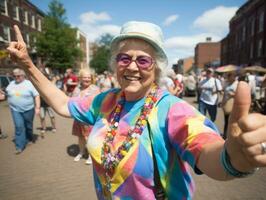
[68,88,223,200]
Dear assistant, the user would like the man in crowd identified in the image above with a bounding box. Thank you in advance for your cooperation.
[198,68,222,122]
[63,68,78,96]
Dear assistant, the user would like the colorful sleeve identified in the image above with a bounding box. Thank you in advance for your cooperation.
[68,92,105,125]
[167,100,223,171]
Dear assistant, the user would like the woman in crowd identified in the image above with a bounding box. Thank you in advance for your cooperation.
[160,69,181,96]
[5,68,40,154]
[72,69,100,165]
[7,22,266,199]
[220,72,238,139]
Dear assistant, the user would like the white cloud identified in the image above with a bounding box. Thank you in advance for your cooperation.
[163,15,179,26]
[78,23,120,42]
[164,33,222,65]
[79,11,111,24]
[193,6,238,36]
[78,11,120,42]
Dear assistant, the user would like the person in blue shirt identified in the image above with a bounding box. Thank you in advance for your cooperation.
[6,68,40,154]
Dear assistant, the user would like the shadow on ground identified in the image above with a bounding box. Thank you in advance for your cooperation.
[67,144,89,158]
[67,144,80,157]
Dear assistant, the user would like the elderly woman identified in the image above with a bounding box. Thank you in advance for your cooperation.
[7,22,266,199]
[5,68,40,154]
[72,69,100,164]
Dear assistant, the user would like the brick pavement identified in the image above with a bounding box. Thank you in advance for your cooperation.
[0,99,266,200]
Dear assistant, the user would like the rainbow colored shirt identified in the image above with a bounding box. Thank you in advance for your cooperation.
[68,88,223,200]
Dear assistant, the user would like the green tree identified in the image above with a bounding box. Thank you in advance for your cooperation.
[34,0,82,70]
[90,33,114,74]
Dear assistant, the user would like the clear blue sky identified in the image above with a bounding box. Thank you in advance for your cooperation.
[30,0,246,65]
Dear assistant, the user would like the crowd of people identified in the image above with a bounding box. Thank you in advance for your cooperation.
[0,65,117,159]
[159,66,266,140]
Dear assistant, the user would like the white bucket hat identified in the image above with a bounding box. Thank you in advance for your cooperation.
[110,21,168,70]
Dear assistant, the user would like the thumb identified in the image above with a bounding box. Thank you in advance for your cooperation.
[228,81,251,137]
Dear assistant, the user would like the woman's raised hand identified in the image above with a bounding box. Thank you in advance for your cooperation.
[7,25,32,67]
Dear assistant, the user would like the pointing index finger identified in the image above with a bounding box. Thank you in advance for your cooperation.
[14,25,24,43]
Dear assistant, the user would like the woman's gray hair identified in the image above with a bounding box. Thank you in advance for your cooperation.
[13,68,26,76]
[109,39,166,84]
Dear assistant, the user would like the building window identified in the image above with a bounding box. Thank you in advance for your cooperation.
[37,19,42,31]
[2,25,11,42]
[0,0,8,16]
[257,39,263,57]
[31,15,36,28]
[222,43,227,54]
[12,6,20,21]
[242,25,246,42]
[26,33,30,47]
[259,11,264,33]
[250,42,253,59]
[235,34,238,47]
[251,17,255,36]
[23,10,28,25]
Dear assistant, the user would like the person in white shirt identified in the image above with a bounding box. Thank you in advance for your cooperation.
[198,68,222,122]
[246,72,256,99]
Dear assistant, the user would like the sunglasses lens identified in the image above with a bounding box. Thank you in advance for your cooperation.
[136,56,153,69]
[116,53,153,69]
[116,54,132,67]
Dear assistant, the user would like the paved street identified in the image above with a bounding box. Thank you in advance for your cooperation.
[0,97,266,200]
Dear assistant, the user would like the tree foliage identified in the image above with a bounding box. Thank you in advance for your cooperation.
[34,0,82,70]
[90,33,114,74]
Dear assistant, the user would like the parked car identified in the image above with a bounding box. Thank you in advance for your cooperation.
[0,75,13,90]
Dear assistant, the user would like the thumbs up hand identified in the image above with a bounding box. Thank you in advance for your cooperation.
[7,25,33,67]
[226,81,266,173]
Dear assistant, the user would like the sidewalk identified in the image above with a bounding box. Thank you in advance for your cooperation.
[0,100,265,200]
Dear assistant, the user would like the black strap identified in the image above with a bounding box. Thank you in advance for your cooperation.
[147,122,166,200]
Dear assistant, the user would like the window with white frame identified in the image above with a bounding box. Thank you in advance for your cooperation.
[257,39,263,57]
[0,0,8,16]
[3,25,10,42]
[31,15,36,28]
[259,11,264,32]
[37,18,42,31]
[23,10,28,25]
[12,6,20,21]
[26,33,30,47]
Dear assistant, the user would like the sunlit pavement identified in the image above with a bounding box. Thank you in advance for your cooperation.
[0,97,265,200]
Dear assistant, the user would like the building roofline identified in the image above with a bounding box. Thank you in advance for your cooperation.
[26,0,46,17]
[231,0,261,22]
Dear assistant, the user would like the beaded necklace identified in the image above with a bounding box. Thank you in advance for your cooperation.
[101,83,158,193]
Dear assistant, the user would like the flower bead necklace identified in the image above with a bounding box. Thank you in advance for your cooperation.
[101,83,158,192]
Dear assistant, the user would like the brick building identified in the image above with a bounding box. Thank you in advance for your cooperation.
[76,29,89,70]
[175,56,194,74]
[0,0,45,74]
[221,0,266,67]
[194,38,221,69]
